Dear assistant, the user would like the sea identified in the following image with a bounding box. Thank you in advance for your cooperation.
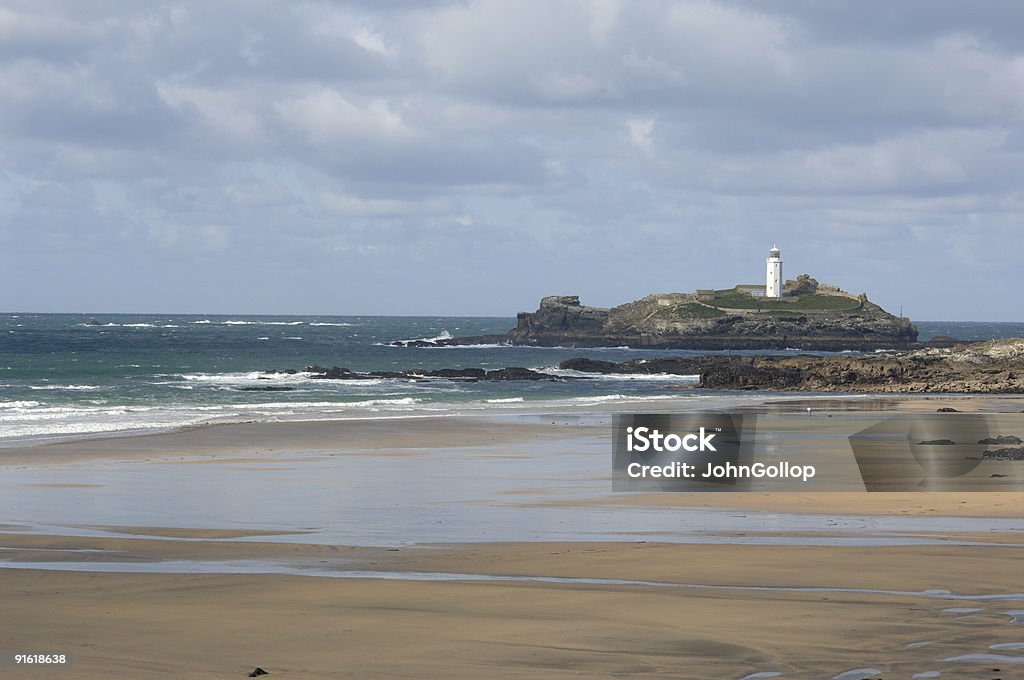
[1,314,1021,446]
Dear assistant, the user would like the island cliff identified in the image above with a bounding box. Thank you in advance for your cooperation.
[402,276,918,351]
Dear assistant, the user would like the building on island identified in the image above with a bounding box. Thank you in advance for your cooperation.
[766,244,782,298]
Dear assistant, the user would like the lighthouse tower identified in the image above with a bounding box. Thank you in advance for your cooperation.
[766,244,782,298]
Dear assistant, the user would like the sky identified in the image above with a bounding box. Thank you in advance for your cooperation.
[1,1,1022,320]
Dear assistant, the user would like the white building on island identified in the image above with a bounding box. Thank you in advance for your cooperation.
[766,244,782,298]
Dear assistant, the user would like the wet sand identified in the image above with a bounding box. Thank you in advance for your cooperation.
[3,395,1024,677]
[4,540,1024,678]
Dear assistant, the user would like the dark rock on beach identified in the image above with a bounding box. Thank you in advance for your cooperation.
[559,339,1024,394]
[982,447,1024,461]
[978,435,1023,445]
[417,368,486,380]
[559,356,709,375]
[482,367,552,381]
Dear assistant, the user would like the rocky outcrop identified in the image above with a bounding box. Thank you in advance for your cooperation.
[557,339,1024,394]
[514,295,610,336]
[402,285,920,351]
[983,447,1024,460]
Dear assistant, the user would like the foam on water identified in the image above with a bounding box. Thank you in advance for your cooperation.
[942,653,1024,665]
[832,669,882,680]
[568,393,678,403]
[29,384,105,391]
[397,330,453,343]
[540,367,700,382]
[990,643,1024,650]
[0,400,42,409]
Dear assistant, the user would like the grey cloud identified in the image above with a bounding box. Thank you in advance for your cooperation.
[0,1,1021,319]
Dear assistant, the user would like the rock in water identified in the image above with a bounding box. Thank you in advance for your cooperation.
[978,435,1024,445]
[983,447,1024,461]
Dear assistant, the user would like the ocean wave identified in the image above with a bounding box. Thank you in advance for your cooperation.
[0,404,156,420]
[186,397,422,412]
[485,397,525,403]
[180,371,313,384]
[395,330,453,344]
[539,368,699,382]
[567,394,678,403]
[432,342,515,349]
[0,400,41,409]
[172,372,387,388]
[29,384,105,391]
[187,319,351,327]
[0,397,426,443]
[79,323,180,328]
[222,320,305,326]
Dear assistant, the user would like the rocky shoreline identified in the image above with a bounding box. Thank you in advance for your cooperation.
[264,340,1024,394]
[560,339,1024,393]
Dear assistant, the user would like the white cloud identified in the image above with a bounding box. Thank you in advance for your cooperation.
[352,27,390,57]
[157,84,266,148]
[274,88,411,144]
[628,118,655,156]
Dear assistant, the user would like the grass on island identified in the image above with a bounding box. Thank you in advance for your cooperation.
[710,292,862,312]
[657,302,727,320]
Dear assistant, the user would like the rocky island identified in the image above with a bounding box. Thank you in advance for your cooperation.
[398,275,918,351]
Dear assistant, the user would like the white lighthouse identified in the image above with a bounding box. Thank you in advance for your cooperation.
[766,244,782,298]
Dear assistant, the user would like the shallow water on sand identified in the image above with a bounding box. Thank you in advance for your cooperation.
[3,431,1024,549]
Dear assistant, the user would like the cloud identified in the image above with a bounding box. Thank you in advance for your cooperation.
[628,118,655,156]
[275,88,412,144]
[0,0,1021,318]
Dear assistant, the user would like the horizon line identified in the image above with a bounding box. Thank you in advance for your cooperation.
[0,311,1018,324]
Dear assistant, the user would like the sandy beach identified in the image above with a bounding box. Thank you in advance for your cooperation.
[3,396,1024,678]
